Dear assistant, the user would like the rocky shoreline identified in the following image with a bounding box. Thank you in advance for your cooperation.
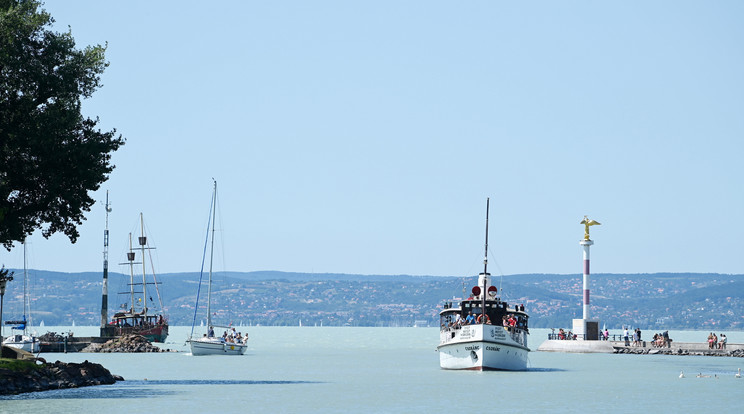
[82,334,172,352]
[0,358,123,395]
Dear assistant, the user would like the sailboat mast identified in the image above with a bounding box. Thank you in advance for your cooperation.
[23,241,28,331]
[100,191,111,332]
[139,213,148,319]
[206,181,217,329]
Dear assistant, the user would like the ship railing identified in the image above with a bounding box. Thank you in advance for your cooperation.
[548,333,616,341]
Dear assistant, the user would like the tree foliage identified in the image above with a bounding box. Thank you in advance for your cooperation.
[0,0,124,249]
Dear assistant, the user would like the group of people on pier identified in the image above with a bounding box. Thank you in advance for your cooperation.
[650,331,671,347]
[707,332,727,349]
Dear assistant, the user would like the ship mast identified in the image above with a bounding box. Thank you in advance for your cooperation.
[482,198,489,321]
[127,234,135,314]
[139,213,148,319]
[484,198,489,277]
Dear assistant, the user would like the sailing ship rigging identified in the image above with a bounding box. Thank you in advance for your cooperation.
[105,213,169,342]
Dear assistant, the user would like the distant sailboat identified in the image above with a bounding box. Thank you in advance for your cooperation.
[187,181,248,356]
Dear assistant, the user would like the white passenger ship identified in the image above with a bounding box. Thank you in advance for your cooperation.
[437,199,530,371]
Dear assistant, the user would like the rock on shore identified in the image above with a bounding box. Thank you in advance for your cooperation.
[82,334,168,352]
[0,359,123,395]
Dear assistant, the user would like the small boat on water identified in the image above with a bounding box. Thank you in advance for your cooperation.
[107,213,169,342]
[187,181,248,356]
[437,199,530,371]
[2,242,39,353]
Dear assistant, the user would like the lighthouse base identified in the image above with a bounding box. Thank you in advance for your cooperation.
[572,319,600,340]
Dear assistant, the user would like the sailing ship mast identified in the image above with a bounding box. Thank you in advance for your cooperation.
[139,213,148,319]
[126,234,136,314]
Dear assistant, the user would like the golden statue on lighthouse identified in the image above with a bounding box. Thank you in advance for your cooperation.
[580,216,601,240]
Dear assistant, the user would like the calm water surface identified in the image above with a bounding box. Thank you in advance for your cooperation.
[1,326,741,413]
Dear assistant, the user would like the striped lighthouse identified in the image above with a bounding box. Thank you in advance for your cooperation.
[580,238,593,320]
[573,216,601,340]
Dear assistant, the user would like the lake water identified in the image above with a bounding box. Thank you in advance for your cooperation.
[1,326,742,413]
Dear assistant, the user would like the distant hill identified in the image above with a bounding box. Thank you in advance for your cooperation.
[2,269,742,330]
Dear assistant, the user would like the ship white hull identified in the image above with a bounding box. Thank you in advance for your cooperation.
[2,335,39,353]
[188,338,247,356]
[438,324,529,371]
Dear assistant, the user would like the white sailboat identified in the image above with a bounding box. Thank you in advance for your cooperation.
[187,181,248,356]
[2,243,39,353]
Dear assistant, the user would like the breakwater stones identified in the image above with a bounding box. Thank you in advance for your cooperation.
[82,334,170,353]
[0,358,123,395]
[614,347,744,357]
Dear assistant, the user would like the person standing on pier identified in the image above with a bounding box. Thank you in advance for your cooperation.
[623,327,630,346]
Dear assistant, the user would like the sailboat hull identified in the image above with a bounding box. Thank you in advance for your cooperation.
[2,335,39,353]
[188,338,247,356]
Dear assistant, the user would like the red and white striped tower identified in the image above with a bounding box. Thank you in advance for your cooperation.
[573,216,600,340]
[580,238,593,320]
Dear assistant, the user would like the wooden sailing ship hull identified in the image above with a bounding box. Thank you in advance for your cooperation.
[112,324,169,343]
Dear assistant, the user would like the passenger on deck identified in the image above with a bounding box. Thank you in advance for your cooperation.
[208,326,215,338]
[465,312,475,325]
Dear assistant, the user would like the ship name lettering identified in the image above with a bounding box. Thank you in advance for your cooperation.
[465,346,480,351]
[486,346,501,351]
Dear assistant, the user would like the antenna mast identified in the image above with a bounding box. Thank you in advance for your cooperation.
[100,191,111,335]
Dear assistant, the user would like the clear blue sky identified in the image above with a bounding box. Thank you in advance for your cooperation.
[10,1,744,277]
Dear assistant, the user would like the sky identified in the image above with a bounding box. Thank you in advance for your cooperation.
[6,1,744,277]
